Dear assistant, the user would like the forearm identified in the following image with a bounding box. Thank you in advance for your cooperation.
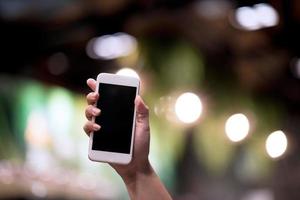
[120,164,172,200]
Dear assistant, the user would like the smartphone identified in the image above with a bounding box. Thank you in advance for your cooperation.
[88,73,139,164]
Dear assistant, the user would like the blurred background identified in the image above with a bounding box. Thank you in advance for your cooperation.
[0,0,300,199]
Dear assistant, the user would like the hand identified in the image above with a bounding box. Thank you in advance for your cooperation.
[84,78,172,200]
[83,78,151,179]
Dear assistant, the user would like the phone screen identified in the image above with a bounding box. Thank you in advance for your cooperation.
[92,83,137,154]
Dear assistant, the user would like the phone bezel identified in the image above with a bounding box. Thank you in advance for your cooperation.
[88,73,140,164]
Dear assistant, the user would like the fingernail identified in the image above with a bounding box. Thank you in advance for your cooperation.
[93,124,101,131]
[92,108,100,115]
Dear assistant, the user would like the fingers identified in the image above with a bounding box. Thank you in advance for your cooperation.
[84,78,101,137]
[83,121,101,136]
[84,104,101,136]
[135,95,150,132]
[87,78,97,91]
[86,92,99,105]
[85,105,101,120]
[86,78,99,105]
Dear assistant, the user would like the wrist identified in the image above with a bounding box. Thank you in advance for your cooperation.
[118,160,153,185]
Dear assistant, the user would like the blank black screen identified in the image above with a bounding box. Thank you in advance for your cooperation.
[92,83,136,154]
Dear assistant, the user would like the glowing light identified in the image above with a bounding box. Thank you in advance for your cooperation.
[225,113,250,142]
[235,3,279,31]
[235,6,260,31]
[254,3,279,28]
[266,130,288,158]
[116,68,140,79]
[86,33,137,60]
[175,92,202,124]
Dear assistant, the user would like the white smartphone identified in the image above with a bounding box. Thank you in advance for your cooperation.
[88,73,140,164]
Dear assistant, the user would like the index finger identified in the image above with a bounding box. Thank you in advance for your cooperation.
[87,78,97,91]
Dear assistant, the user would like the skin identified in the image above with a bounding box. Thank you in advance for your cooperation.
[83,78,172,200]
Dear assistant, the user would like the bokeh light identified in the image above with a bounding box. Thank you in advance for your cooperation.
[254,3,279,28]
[235,6,260,31]
[235,3,278,31]
[225,113,250,142]
[175,92,202,124]
[116,68,140,79]
[265,130,288,159]
[86,33,137,60]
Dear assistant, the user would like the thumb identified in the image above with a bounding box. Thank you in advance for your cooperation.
[135,95,150,130]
